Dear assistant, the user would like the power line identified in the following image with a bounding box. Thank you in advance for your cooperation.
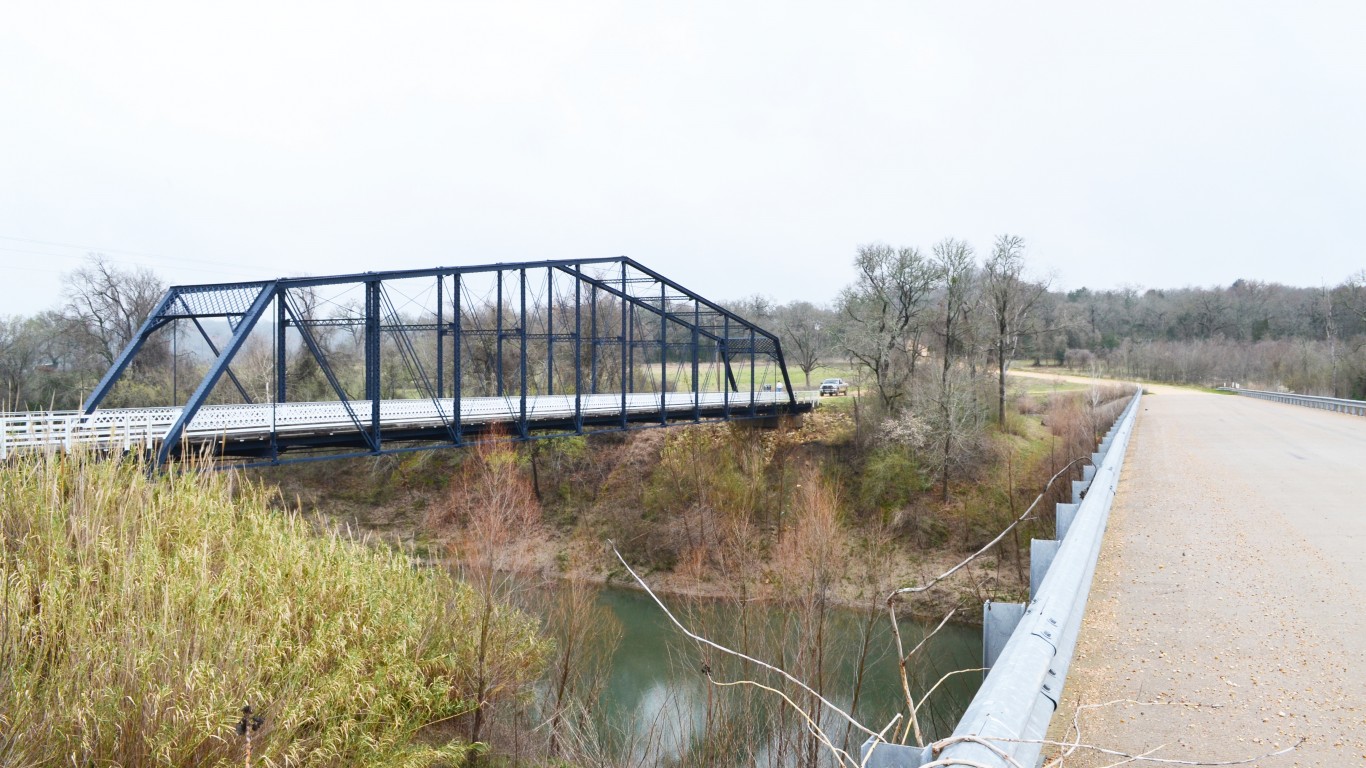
[0,246,261,281]
[0,233,283,275]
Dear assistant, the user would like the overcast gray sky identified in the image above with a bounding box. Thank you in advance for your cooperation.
[3,2,1364,316]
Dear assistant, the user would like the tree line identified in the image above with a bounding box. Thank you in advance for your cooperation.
[736,251,1366,401]
[6,250,1365,415]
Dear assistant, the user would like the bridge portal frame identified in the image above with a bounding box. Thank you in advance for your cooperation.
[82,257,798,466]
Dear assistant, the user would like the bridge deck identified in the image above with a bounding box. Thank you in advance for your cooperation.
[1052,385,1366,765]
[2,390,809,460]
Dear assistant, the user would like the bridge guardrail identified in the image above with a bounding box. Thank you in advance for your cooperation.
[864,390,1142,768]
[1217,387,1366,416]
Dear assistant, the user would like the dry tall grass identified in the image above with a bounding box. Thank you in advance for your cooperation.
[0,451,549,767]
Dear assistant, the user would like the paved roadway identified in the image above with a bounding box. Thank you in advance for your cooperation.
[1046,383,1366,766]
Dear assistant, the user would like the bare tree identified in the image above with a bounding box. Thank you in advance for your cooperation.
[0,315,41,408]
[730,294,776,325]
[425,438,543,754]
[982,234,1048,427]
[775,301,834,387]
[1340,270,1366,326]
[930,238,978,501]
[62,254,166,368]
[836,244,939,412]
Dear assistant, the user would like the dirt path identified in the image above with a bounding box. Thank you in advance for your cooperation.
[1049,388,1366,766]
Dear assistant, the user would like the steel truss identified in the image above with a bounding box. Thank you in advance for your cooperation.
[80,257,803,466]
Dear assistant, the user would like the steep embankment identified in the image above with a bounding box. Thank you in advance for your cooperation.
[252,381,1132,623]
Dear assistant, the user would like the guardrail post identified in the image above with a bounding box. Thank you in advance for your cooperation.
[983,600,1026,670]
[1071,479,1087,504]
[860,740,932,768]
[1082,465,1096,482]
[1055,502,1079,540]
[1030,539,1060,600]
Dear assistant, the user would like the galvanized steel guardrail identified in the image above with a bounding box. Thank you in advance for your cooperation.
[1217,387,1366,416]
[864,390,1143,768]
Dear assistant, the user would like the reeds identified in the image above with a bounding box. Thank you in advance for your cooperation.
[0,451,549,767]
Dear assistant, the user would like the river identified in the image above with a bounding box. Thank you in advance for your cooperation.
[587,586,982,766]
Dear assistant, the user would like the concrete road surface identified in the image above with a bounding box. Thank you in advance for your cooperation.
[1049,385,1366,766]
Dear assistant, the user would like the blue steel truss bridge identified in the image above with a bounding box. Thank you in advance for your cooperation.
[1,257,810,466]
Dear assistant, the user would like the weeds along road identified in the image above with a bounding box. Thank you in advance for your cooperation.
[1049,384,1366,766]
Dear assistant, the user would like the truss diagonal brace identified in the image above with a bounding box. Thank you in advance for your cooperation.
[284,292,378,452]
[155,284,278,466]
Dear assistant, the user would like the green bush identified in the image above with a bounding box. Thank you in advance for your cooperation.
[0,452,549,767]
[856,446,928,517]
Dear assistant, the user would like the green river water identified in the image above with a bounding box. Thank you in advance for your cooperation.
[588,586,983,765]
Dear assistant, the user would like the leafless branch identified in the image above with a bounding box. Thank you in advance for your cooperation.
[609,542,879,739]
[711,678,856,767]
[913,667,987,719]
[980,735,1305,766]
[887,606,959,746]
[888,456,1091,601]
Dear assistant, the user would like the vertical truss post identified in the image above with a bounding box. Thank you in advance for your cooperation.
[453,273,463,444]
[692,302,701,422]
[273,294,286,461]
[775,337,797,409]
[749,328,757,416]
[275,295,287,404]
[171,320,179,403]
[723,315,732,419]
[574,265,583,433]
[546,266,554,396]
[619,262,628,429]
[365,280,382,450]
[436,274,444,400]
[496,270,504,397]
[659,279,667,425]
[589,283,598,394]
[518,267,528,439]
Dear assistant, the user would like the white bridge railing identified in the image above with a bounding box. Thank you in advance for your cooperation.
[1218,387,1366,416]
[1,391,810,460]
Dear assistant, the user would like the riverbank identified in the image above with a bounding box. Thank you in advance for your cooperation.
[246,385,1119,628]
[508,530,1021,626]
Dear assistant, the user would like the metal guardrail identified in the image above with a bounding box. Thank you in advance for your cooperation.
[1217,387,1366,416]
[864,391,1143,767]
